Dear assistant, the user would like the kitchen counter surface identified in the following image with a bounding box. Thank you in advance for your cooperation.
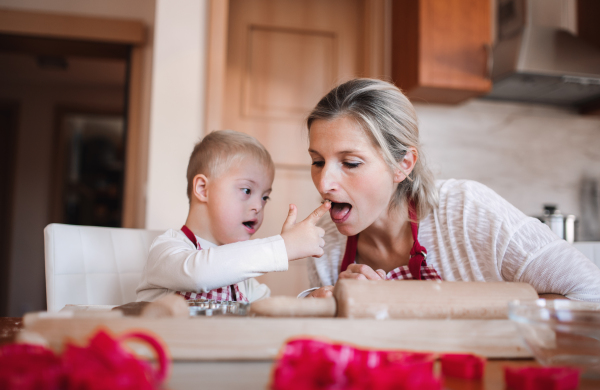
[1,317,598,389]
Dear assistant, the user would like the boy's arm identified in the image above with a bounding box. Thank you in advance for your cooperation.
[143,231,288,293]
[244,278,271,302]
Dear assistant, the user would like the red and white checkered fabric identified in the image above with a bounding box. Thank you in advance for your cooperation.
[386,264,442,281]
[176,225,249,303]
[176,284,249,303]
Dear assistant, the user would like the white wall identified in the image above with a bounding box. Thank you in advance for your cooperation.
[417,99,600,220]
[145,0,209,230]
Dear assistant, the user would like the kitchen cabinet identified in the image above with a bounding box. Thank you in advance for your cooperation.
[578,0,600,115]
[391,0,492,104]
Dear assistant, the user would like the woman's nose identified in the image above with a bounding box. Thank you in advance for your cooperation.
[316,165,339,194]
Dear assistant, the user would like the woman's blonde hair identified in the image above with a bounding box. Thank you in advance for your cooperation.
[306,78,438,220]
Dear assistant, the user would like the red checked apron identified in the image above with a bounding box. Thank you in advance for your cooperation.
[175,226,249,303]
[340,205,442,281]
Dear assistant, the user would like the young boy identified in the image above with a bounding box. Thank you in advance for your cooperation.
[136,130,330,302]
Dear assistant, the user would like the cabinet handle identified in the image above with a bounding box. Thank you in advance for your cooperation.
[484,43,494,79]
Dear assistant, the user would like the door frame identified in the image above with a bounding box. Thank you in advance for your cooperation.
[50,106,126,225]
[204,0,390,134]
[0,8,149,228]
[0,100,19,316]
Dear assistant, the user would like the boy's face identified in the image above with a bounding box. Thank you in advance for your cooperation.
[206,156,274,245]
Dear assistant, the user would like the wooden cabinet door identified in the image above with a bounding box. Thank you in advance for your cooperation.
[391,0,492,104]
[220,0,369,295]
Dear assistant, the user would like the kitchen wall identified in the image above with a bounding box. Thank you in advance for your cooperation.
[416,99,600,225]
[145,0,208,231]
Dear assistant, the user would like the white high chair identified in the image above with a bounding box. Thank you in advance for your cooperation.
[44,223,163,312]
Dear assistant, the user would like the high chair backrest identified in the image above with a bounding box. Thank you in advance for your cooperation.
[44,223,163,312]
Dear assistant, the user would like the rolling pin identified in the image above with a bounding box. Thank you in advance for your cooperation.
[250,280,538,319]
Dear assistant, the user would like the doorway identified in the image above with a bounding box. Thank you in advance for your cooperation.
[52,110,126,227]
[0,9,147,316]
[0,101,19,317]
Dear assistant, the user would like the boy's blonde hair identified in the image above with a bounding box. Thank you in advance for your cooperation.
[186,130,274,200]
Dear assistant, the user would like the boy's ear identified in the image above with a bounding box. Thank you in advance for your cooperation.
[192,174,210,203]
[393,147,418,183]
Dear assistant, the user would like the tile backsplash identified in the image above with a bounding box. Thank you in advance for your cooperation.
[416,99,600,238]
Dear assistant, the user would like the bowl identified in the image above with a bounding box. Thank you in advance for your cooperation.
[508,299,600,378]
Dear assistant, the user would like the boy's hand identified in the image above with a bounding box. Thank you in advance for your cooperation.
[281,202,331,261]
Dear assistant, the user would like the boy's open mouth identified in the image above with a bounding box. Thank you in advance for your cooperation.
[242,220,257,233]
[330,202,352,223]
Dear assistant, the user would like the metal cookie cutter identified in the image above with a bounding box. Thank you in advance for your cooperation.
[187,299,250,316]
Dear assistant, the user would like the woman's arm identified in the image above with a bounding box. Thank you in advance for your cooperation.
[509,227,600,302]
[437,180,600,301]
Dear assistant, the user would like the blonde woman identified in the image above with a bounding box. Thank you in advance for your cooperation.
[303,78,600,302]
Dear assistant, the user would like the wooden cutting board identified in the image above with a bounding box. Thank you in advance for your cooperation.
[22,313,530,360]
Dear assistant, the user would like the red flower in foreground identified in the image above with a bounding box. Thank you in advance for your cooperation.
[271,338,440,390]
[0,330,169,390]
[0,344,63,390]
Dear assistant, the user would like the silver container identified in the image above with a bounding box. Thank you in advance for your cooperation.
[539,204,578,244]
[187,299,250,316]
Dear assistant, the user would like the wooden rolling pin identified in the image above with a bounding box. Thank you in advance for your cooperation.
[250,280,538,319]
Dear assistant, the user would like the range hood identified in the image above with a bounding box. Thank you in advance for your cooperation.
[486,0,600,107]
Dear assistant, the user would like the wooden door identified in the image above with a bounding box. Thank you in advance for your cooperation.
[220,0,373,296]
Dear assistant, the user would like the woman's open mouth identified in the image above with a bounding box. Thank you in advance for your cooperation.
[242,220,257,234]
[330,202,352,223]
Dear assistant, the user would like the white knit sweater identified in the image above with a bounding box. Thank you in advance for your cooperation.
[307,179,600,302]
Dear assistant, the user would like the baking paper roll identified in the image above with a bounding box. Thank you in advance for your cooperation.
[250,296,336,317]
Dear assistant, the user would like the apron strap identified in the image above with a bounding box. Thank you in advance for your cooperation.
[408,205,427,280]
[338,202,427,280]
[340,235,358,273]
[180,225,240,302]
[181,225,200,249]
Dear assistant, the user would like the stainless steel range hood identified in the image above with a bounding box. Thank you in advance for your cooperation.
[486,0,600,107]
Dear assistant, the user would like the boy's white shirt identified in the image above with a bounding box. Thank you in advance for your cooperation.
[136,229,289,302]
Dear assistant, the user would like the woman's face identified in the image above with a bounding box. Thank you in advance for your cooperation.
[309,116,400,236]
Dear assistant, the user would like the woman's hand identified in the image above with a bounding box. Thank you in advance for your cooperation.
[339,264,387,281]
[281,202,330,261]
[307,285,334,298]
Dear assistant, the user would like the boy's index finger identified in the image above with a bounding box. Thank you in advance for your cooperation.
[306,201,331,225]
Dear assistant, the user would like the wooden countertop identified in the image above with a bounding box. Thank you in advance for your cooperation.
[1,317,598,389]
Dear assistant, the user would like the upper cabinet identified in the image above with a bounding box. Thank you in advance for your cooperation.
[391,0,492,104]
